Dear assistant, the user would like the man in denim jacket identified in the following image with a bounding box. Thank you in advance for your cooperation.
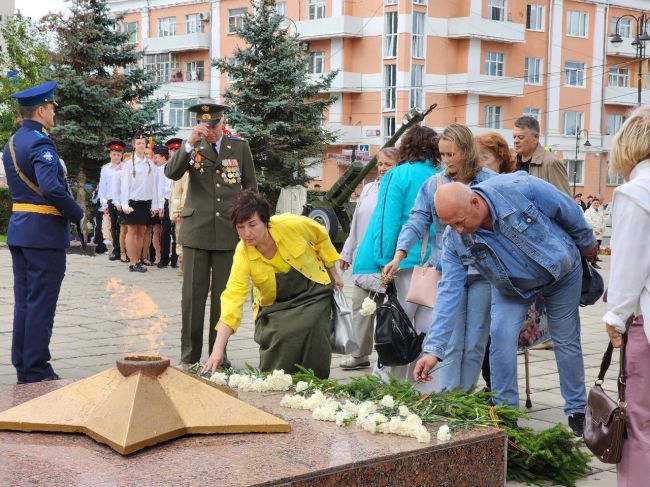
[414,173,598,435]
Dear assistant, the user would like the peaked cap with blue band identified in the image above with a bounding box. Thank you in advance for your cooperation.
[11,81,58,107]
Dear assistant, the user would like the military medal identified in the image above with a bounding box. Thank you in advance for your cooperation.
[221,159,241,184]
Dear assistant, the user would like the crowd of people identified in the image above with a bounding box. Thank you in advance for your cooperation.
[4,80,648,481]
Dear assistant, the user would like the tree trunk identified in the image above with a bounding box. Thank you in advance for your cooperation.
[76,163,87,215]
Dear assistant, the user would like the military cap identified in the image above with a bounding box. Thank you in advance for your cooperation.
[153,146,169,158]
[106,139,126,152]
[165,138,183,150]
[11,80,58,107]
[188,103,229,124]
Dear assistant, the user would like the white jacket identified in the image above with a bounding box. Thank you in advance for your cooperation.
[603,159,650,343]
[583,205,605,238]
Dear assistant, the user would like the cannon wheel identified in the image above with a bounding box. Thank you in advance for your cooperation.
[308,207,338,241]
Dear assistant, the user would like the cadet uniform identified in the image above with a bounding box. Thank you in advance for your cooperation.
[165,103,257,364]
[2,81,84,383]
[98,139,125,260]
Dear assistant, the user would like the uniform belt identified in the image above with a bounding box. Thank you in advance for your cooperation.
[12,203,62,216]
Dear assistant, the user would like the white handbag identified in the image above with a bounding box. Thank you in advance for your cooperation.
[406,230,441,308]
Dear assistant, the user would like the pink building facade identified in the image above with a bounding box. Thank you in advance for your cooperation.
[108,0,650,202]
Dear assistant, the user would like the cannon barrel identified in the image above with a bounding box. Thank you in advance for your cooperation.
[325,103,437,209]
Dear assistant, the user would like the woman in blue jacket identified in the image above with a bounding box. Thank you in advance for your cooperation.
[353,125,442,392]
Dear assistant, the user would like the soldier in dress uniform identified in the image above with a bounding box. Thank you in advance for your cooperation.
[2,81,84,383]
[165,103,257,366]
[98,139,125,260]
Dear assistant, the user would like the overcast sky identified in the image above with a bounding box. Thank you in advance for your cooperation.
[14,0,71,21]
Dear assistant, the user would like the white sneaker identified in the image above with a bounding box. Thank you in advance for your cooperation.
[340,356,371,370]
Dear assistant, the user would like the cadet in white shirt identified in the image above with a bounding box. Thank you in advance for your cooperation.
[98,139,125,260]
[120,132,159,273]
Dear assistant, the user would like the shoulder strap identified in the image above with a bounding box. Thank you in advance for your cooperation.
[418,172,445,264]
[617,317,632,404]
[9,135,44,197]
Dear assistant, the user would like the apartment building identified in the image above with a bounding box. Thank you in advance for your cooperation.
[108,0,650,201]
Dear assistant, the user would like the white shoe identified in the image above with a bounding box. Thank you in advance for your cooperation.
[340,356,371,370]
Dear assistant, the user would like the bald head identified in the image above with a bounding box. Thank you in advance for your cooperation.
[435,182,491,234]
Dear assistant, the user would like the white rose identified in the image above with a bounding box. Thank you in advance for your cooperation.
[209,372,228,386]
[380,395,395,408]
[436,424,451,442]
[359,297,377,316]
[362,417,378,434]
[295,381,309,393]
[335,412,351,427]
[388,417,404,434]
[404,414,423,428]
[398,405,410,417]
[417,428,432,443]
[377,422,391,434]
[228,374,242,388]
[342,400,358,415]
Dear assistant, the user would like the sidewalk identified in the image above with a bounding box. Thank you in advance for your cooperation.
[0,248,616,486]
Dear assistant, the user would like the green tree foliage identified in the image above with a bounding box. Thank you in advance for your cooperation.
[42,0,172,204]
[0,13,49,145]
[213,0,338,201]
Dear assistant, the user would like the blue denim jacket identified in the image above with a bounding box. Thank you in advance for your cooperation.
[422,172,596,359]
[396,167,497,269]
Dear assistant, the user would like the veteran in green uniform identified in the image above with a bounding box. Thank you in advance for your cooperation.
[164,103,257,365]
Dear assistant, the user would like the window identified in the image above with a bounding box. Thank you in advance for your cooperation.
[123,22,138,43]
[608,67,630,87]
[526,4,544,31]
[413,0,426,4]
[307,51,325,74]
[563,111,583,136]
[566,11,587,37]
[565,160,584,186]
[485,106,502,129]
[157,17,176,37]
[308,0,325,20]
[275,2,288,28]
[524,57,542,84]
[144,53,180,83]
[607,114,625,135]
[610,17,632,38]
[564,61,585,87]
[228,8,247,33]
[607,162,625,185]
[185,60,205,81]
[384,12,398,58]
[384,64,396,110]
[185,14,204,34]
[383,116,396,141]
[227,58,241,82]
[410,64,423,109]
[169,98,201,128]
[412,12,425,58]
[384,0,397,5]
[523,107,540,120]
[487,0,506,21]
[485,51,504,77]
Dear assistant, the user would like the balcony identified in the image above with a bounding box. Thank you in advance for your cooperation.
[447,17,525,43]
[154,80,210,99]
[295,16,364,40]
[446,74,524,97]
[308,71,363,92]
[605,37,639,58]
[142,32,210,54]
[603,85,650,106]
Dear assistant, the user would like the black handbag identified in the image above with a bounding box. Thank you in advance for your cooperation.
[374,281,425,367]
[583,320,630,464]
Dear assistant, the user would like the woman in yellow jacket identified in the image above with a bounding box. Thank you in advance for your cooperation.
[202,190,343,378]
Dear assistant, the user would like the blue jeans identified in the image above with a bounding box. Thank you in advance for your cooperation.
[439,277,492,391]
[489,263,586,415]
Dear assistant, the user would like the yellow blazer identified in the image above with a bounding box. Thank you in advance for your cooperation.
[220,213,341,332]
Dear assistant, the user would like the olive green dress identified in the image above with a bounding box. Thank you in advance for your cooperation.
[254,253,334,379]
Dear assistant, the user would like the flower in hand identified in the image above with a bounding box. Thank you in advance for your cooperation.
[360,296,377,316]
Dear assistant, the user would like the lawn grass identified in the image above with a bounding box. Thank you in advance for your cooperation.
[0,235,6,243]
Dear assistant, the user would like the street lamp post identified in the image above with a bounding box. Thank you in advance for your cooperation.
[610,14,650,105]
[573,128,591,197]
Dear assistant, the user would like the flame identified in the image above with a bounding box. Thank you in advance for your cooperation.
[105,278,168,356]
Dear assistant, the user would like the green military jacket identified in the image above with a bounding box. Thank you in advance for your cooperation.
[164,136,257,250]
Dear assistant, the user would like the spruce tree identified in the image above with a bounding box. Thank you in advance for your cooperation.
[42,0,172,206]
[214,0,338,201]
[0,13,49,145]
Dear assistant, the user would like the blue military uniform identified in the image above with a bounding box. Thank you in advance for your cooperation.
[2,81,84,383]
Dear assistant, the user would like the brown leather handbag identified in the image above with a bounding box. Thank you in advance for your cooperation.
[583,320,630,464]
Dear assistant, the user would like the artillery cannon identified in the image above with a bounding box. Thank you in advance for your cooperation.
[304,103,437,248]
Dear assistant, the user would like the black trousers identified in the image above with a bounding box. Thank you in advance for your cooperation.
[160,200,176,265]
[92,206,107,253]
[108,201,121,257]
